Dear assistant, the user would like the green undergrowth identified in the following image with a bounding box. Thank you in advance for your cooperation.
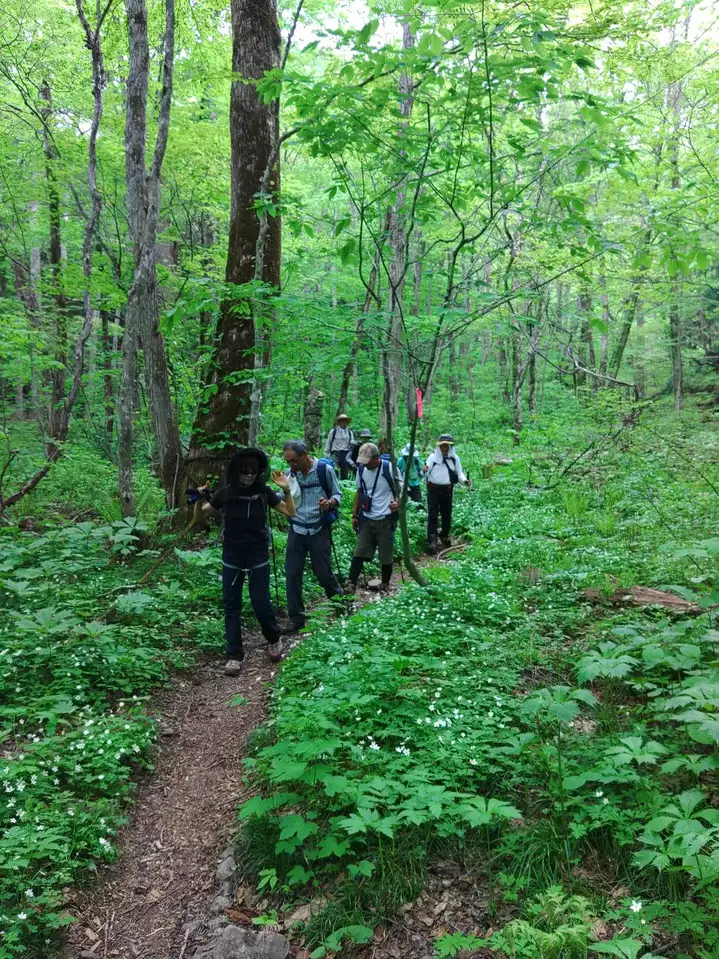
[0,440,426,957]
[237,402,719,959]
[0,481,365,957]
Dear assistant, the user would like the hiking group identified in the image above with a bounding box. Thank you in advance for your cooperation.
[192,413,469,676]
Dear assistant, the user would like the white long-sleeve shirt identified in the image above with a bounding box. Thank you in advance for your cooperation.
[425,446,466,486]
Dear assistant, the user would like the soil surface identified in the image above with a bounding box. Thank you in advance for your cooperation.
[63,631,279,959]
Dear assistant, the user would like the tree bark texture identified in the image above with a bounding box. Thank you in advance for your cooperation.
[380,19,414,438]
[304,386,324,453]
[123,0,183,509]
[188,0,281,481]
[118,325,137,516]
[39,84,69,439]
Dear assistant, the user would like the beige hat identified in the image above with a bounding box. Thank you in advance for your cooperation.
[335,413,351,424]
[357,442,379,465]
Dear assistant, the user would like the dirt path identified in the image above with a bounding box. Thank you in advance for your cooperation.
[63,632,279,959]
[62,553,466,959]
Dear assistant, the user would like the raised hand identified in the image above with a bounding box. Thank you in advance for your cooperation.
[272,469,289,490]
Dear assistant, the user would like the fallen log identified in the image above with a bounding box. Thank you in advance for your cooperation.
[583,585,709,614]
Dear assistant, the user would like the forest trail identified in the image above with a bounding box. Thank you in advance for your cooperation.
[63,637,275,959]
[61,568,425,959]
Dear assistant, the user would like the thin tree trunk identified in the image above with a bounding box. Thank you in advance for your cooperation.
[670,302,683,410]
[2,1,105,513]
[667,71,684,411]
[598,274,609,378]
[380,19,414,438]
[101,310,114,433]
[497,339,510,404]
[123,0,183,510]
[610,285,639,377]
[337,227,385,416]
[577,291,595,385]
[528,349,537,413]
[39,83,69,438]
[118,327,137,515]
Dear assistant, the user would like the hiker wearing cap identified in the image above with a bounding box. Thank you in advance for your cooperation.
[397,443,423,504]
[345,443,400,595]
[193,448,296,676]
[283,439,344,631]
[346,428,372,472]
[423,434,468,554]
[324,413,354,479]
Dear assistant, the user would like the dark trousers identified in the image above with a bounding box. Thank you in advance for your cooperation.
[427,484,453,539]
[285,527,342,626]
[222,562,280,660]
[408,485,422,503]
[331,450,351,479]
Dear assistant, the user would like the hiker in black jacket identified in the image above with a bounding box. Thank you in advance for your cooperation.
[346,428,372,471]
[194,448,296,676]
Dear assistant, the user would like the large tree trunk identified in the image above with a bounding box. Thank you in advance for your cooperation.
[188,0,281,483]
[304,384,324,454]
[122,0,183,510]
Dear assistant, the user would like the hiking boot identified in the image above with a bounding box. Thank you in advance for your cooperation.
[344,581,357,595]
[224,659,242,677]
[279,619,304,635]
[440,535,451,548]
[379,583,390,595]
[427,535,438,554]
[267,640,283,662]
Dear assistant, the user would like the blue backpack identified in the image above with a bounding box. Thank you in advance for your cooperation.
[288,458,340,529]
[316,458,340,526]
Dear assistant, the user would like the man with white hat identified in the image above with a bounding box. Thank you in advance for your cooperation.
[345,443,399,595]
[324,413,354,479]
[423,433,468,553]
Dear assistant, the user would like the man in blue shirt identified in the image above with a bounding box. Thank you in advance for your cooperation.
[283,440,344,630]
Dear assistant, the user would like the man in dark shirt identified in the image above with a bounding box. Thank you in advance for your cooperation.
[194,448,296,675]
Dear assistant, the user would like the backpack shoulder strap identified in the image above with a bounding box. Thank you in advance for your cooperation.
[381,460,396,496]
[317,459,332,499]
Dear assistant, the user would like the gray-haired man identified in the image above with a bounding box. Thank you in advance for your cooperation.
[282,440,344,630]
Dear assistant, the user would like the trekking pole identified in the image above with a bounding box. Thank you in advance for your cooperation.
[267,505,281,609]
[329,528,345,586]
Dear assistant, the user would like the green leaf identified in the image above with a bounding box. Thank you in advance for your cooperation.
[356,19,379,45]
